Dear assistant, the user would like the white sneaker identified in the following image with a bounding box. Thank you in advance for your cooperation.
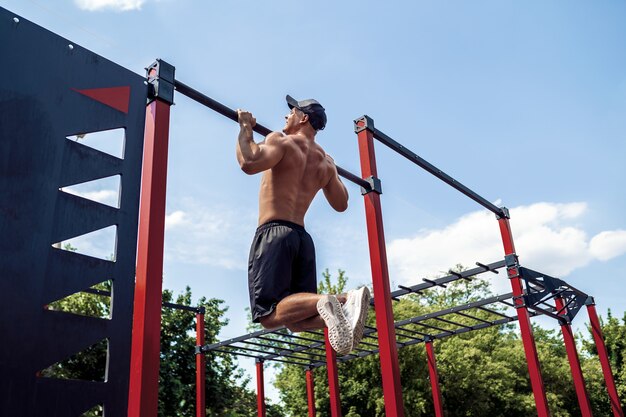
[316,295,353,355]
[342,287,371,349]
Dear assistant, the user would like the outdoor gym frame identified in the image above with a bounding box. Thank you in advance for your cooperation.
[133,59,623,417]
[0,7,622,414]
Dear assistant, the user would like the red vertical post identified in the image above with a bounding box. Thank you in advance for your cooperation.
[497,215,551,417]
[128,61,174,417]
[425,340,444,417]
[256,359,267,417]
[554,297,593,417]
[355,116,405,417]
[195,309,206,417]
[586,299,624,417]
[306,368,316,417]
[325,329,342,417]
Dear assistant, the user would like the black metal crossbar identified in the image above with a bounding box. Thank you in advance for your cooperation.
[173,80,372,191]
[362,120,506,218]
[81,288,203,313]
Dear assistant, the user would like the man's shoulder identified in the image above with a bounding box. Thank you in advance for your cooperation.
[266,131,286,142]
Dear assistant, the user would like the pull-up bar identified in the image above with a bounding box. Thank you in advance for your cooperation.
[173,79,373,191]
[355,116,507,218]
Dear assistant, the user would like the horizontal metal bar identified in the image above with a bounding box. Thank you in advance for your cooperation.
[432,316,467,329]
[394,292,514,328]
[454,311,493,325]
[389,260,506,299]
[81,288,201,312]
[476,306,511,319]
[162,301,201,313]
[371,126,505,216]
[174,79,371,191]
[410,321,454,335]
[204,326,286,351]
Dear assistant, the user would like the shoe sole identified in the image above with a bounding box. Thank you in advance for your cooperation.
[317,295,353,356]
[351,287,371,349]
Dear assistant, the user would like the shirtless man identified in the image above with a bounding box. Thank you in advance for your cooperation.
[236,95,370,355]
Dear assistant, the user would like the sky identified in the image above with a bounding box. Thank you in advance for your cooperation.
[4,0,625,404]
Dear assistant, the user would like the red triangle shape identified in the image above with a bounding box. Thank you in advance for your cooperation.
[73,86,130,114]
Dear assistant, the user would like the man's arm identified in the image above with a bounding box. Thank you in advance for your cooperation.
[236,110,285,175]
[322,155,349,212]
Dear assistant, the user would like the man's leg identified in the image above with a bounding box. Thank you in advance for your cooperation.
[259,293,347,331]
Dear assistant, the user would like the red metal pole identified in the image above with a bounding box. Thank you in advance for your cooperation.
[127,91,172,417]
[325,329,342,417]
[195,310,206,417]
[306,368,316,417]
[497,215,551,417]
[586,299,624,417]
[256,359,267,417]
[355,117,405,417]
[425,340,444,417]
[554,297,593,417]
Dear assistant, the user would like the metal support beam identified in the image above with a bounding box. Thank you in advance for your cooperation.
[498,217,551,417]
[555,297,592,417]
[425,341,444,417]
[586,300,624,417]
[355,116,405,417]
[256,359,266,417]
[366,122,505,217]
[306,368,316,417]
[127,63,174,417]
[195,311,206,417]
[325,330,342,417]
[173,80,371,191]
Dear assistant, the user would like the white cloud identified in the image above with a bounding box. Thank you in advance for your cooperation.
[164,199,256,270]
[387,202,626,290]
[74,0,146,11]
[590,230,626,261]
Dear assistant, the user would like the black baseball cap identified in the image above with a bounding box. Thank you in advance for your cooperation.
[286,95,327,131]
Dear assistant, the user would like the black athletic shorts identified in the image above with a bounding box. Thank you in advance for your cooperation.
[248,220,317,323]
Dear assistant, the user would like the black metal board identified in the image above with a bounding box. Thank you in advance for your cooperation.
[0,7,147,417]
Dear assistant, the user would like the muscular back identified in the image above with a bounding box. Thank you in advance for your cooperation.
[258,133,334,226]
[236,108,348,225]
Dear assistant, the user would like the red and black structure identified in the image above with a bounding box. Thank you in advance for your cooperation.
[2,6,624,417]
[355,116,405,417]
[1,7,146,416]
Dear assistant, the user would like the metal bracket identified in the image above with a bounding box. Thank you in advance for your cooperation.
[194,345,204,355]
[495,206,510,219]
[584,296,595,306]
[196,306,206,315]
[512,294,527,309]
[504,253,518,268]
[360,175,382,195]
[354,115,375,133]
[146,59,175,105]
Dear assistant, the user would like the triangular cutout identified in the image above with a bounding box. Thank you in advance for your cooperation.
[67,128,125,159]
[39,338,108,382]
[80,405,104,417]
[61,175,121,208]
[53,226,117,261]
[73,86,130,114]
[46,279,112,320]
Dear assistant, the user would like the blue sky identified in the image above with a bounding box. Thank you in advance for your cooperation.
[5,0,625,401]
